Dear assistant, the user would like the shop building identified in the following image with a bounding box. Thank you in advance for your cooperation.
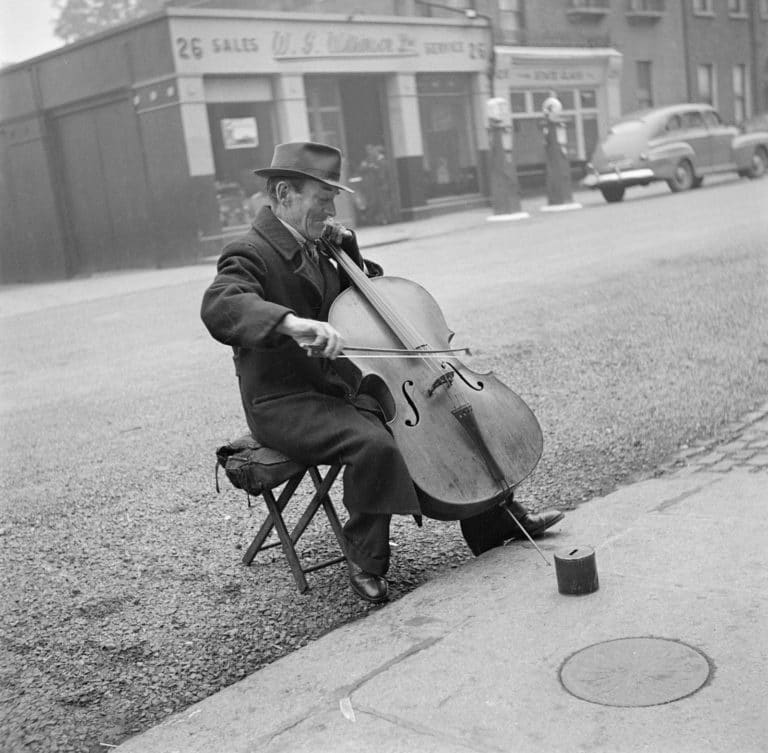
[500,0,685,173]
[4,2,763,283]
[492,46,623,176]
[517,0,688,115]
[0,8,494,282]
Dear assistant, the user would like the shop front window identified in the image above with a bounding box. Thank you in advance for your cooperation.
[507,87,599,166]
[417,74,479,200]
[533,89,575,111]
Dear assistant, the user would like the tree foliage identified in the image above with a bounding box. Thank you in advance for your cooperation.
[52,0,168,43]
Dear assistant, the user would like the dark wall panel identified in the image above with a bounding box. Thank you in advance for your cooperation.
[0,68,37,122]
[138,105,219,264]
[395,155,425,210]
[56,109,112,274]
[37,20,174,110]
[55,99,154,275]
[0,135,66,282]
[94,101,154,268]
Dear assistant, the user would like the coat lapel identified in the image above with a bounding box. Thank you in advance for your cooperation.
[251,206,325,303]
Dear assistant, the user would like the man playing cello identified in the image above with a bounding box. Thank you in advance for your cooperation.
[201,141,564,603]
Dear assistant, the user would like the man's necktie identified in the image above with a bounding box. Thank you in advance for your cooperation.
[304,240,319,264]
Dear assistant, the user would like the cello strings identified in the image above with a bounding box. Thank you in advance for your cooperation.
[329,245,444,377]
[329,243,523,506]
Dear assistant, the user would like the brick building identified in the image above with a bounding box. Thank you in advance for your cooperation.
[1,0,766,282]
[682,0,768,124]
[0,9,493,282]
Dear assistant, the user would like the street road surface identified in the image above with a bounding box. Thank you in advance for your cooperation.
[0,174,766,753]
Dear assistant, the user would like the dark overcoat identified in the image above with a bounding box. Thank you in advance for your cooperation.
[200,205,366,407]
[200,205,421,519]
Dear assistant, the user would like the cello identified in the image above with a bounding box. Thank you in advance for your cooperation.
[322,231,543,522]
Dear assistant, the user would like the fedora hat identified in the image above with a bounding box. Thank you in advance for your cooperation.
[254,141,353,192]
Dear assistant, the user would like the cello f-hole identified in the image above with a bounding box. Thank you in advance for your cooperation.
[402,380,420,427]
[446,362,484,392]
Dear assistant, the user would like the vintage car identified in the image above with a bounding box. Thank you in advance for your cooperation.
[741,111,768,134]
[582,103,768,202]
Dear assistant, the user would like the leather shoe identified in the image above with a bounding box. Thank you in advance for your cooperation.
[347,561,388,604]
[461,500,565,556]
[505,508,564,540]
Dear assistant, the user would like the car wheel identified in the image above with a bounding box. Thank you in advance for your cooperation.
[691,176,704,189]
[600,185,625,203]
[667,160,694,192]
[746,147,767,179]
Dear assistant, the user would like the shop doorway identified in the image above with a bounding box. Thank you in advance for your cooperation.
[417,73,480,201]
[305,75,396,225]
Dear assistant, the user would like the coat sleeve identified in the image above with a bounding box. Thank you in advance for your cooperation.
[200,243,294,349]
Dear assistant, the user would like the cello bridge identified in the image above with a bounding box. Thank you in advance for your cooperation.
[427,370,454,397]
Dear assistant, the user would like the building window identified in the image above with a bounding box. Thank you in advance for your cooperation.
[692,0,714,15]
[568,0,610,8]
[498,0,523,42]
[733,64,749,122]
[636,61,653,109]
[727,0,747,16]
[566,0,611,21]
[628,0,666,11]
[697,64,716,106]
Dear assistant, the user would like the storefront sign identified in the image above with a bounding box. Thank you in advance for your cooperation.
[212,37,260,54]
[496,62,603,86]
[271,29,418,58]
[493,49,611,89]
[169,16,489,73]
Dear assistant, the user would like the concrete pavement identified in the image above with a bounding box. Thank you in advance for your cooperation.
[4,184,763,752]
[114,403,768,753]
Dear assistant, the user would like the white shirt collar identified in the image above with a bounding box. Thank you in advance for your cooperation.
[276,217,308,247]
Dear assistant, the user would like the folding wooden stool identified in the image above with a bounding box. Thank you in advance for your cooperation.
[216,434,348,593]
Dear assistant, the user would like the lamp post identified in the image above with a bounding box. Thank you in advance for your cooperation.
[486,96,524,217]
[540,91,581,212]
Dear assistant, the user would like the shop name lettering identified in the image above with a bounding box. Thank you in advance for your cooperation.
[212,37,259,53]
[175,31,484,60]
[532,69,585,81]
[175,36,259,58]
[271,31,417,57]
[497,67,589,82]
[423,40,487,59]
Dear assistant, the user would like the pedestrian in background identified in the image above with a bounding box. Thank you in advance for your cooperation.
[359,144,392,225]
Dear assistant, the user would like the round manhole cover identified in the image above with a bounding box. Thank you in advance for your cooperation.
[560,637,711,707]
